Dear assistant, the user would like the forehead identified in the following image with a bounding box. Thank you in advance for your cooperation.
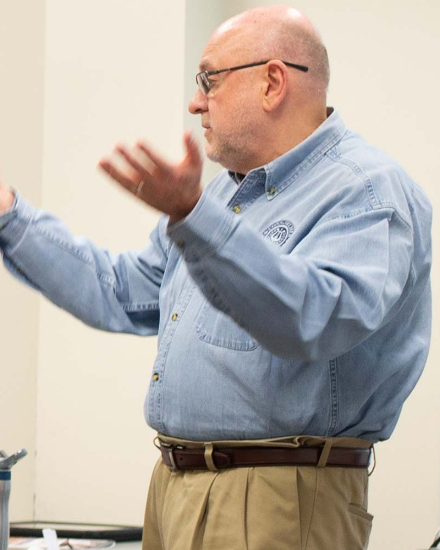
[199,28,251,71]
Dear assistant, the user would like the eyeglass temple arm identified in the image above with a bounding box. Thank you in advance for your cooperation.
[195,60,309,85]
[208,61,309,75]
[283,62,309,72]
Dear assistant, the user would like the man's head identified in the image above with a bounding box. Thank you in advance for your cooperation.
[188,5,330,174]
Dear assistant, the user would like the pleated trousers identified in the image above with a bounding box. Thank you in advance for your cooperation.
[142,435,374,550]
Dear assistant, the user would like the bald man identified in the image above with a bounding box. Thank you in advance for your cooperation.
[0,5,432,550]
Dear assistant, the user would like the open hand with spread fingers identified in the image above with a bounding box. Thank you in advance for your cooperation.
[99,130,203,224]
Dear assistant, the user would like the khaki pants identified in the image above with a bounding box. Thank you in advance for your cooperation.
[142,435,374,550]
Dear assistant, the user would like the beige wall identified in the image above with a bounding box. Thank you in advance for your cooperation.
[1,0,439,547]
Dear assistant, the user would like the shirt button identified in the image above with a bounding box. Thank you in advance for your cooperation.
[152,373,159,381]
[268,187,276,195]
[176,241,185,248]
[233,205,242,214]
[172,313,178,321]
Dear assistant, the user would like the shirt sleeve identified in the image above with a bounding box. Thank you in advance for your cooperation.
[0,194,166,335]
[167,192,416,361]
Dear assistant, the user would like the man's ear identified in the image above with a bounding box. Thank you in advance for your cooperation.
[262,60,289,112]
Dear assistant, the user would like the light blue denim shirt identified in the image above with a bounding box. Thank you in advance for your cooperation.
[0,108,432,442]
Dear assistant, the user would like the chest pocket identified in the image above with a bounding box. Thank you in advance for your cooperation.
[196,301,260,351]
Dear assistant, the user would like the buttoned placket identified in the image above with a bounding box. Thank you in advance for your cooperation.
[148,278,197,432]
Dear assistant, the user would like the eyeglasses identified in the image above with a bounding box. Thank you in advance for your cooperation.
[195,60,309,95]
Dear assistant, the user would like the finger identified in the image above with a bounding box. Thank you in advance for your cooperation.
[183,130,202,165]
[136,141,170,171]
[98,158,138,193]
[115,145,150,177]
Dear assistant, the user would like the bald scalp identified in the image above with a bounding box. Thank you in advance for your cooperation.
[214,5,330,96]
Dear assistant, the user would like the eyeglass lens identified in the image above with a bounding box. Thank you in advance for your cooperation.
[196,72,210,94]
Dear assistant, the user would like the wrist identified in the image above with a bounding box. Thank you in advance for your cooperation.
[0,188,14,213]
[169,190,202,225]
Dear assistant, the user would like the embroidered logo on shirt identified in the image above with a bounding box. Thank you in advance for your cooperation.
[263,220,294,247]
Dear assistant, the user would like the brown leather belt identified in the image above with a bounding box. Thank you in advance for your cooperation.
[159,443,371,471]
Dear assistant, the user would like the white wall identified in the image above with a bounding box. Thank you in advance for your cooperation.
[183,0,227,185]
[0,0,45,521]
[33,0,187,525]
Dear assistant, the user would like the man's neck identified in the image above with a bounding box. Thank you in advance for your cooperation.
[241,110,329,174]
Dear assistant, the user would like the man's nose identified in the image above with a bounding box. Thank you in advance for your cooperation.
[188,89,208,115]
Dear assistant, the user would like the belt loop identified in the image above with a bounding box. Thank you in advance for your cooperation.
[317,438,333,468]
[368,446,376,477]
[204,442,218,471]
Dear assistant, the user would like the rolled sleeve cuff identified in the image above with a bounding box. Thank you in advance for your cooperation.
[166,193,237,262]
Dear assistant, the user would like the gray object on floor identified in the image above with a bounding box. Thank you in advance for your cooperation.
[0,449,28,550]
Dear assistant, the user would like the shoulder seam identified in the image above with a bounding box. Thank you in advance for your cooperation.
[326,147,413,230]
[326,146,379,208]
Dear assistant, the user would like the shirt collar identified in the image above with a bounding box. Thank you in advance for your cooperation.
[228,107,346,197]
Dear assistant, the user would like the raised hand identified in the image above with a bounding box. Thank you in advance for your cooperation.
[99,130,203,223]
[0,171,14,213]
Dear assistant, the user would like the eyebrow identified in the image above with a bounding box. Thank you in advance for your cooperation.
[199,60,214,72]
